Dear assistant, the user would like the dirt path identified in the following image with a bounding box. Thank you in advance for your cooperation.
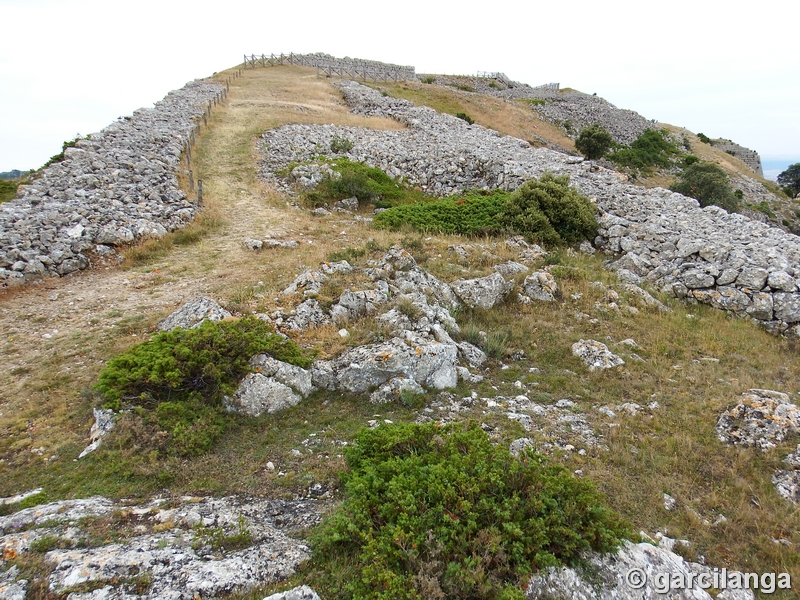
[0,65,405,480]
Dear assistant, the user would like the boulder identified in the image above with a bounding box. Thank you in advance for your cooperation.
[369,376,426,404]
[715,389,800,450]
[571,339,625,371]
[521,271,558,302]
[78,408,115,459]
[451,272,513,309]
[157,297,232,331]
[224,373,302,417]
[250,355,315,397]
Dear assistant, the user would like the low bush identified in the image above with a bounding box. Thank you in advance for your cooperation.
[373,190,507,235]
[498,173,598,245]
[311,422,629,600]
[574,124,614,160]
[330,134,354,154]
[375,174,598,246]
[697,132,712,144]
[96,316,311,409]
[304,158,425,209]
[670,162,739,213]
[455,112,475,125]
[607,129,681,171]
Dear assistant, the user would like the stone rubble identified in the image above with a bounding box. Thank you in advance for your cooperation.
[0,80,223,287]
[259,80,800,334]
[0,495,322,600]
[263,586,322,600]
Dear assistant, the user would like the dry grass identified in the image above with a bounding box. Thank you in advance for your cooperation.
[374,80,576,153]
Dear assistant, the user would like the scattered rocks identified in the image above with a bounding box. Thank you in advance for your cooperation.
[225,354,317,418]
[157,296,232,331]
[715,389,800,450]
[571,339,625,371]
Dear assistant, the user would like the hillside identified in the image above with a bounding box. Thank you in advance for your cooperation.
[1,59,799,599]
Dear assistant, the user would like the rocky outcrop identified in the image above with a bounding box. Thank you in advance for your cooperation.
[0,80,223,287]
[0,495,321,599]
[716,389,800,504]
[78,408,116,458]
[157,296,232,331]
[526,539,757,600]
[451,272,513,309]
[225,355,316,417]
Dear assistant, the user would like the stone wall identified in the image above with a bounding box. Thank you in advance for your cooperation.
[259,80,800,335]
[712,139,764,177]
[0,80,223,287]
[249,52,417,82]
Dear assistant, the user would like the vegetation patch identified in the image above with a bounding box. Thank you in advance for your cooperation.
[374,190,507,236]
[607,129,682,171]
[375,173,597,246]
[95,317,311,455]
[303,158,426,209]
[309,421,629,600]
[574,124,614,160]
[670,162,739,213]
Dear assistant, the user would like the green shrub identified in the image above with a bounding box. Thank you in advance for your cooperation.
[375,174,597,247]
[498,173,598,245]
[778,163,800,196]
[311,422,629,600]
[420,76,436,84]
[96,316,310,408]
[455,112,475,125]
[374,190,507,235]
[574,124,614,160]
[670,162,739,213]
[697,132,712,144]
[683,155,699,167]
[607,129,680,171]
[304,158,425,209]
[331,134,354,154]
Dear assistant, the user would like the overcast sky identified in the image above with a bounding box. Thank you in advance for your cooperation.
[1,0,798,177]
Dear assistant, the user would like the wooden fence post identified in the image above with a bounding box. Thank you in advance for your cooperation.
[188,170,194,191]
[198,180,203,205]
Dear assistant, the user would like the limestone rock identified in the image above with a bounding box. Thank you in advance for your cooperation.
[285,299,331,331]
[78,408,115,459]
[157,296,232,331]
[526,540,756,600]
[457,341,487,368]
[509,437,535,457]
[715,389,800,450]
[333,196,358,212]
[0,566,26,600]
[263,587,322,600]
[522,271,558,302]
[451,272,513,309]
[225,373,302,417]
[571,339,624,371]
[772,470,800,504]
[250,355,315,397]
[492,261,529,277]
[369,376,426,404]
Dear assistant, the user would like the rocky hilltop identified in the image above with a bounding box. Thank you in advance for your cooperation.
[0,56,798,600]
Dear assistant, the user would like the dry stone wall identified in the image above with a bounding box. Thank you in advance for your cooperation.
[0,79,223,287]
[260,80,800,335]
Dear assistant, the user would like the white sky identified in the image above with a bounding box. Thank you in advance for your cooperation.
[1,0,798,173]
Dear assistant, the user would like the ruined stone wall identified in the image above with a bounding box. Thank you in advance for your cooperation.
[259,80,800,335]
[0,80,223,287]
[713,139,764,176]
